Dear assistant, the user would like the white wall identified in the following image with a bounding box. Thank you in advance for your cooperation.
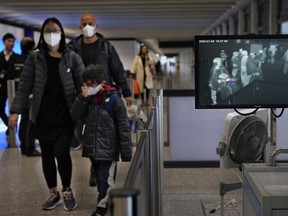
[178,48,194,75]
[169,96,233,161]
[109,40,139,71]
[0,24,24,40]
[110,40,159,71]
[33,31,41,45]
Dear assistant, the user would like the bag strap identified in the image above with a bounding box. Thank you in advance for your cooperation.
[107,92,120,115]
[103,40,112,70]
[68,50,78,87]
[69,50,75,68]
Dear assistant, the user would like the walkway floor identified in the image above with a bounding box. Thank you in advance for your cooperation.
[0,67,243,216]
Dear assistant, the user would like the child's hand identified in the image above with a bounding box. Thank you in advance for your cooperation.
[81,85,88,97]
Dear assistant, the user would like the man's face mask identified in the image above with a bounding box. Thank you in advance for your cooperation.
[44,33,61,47]
[82,25,96,38]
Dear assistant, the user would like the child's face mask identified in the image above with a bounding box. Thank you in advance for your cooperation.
[87,84,103,96]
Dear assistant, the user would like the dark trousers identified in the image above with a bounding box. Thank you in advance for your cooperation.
[0,92,8,126]
[39,126,74,189]
[141,88,150,102]
[91,159,117,209]
[19,108,36,153]
[135,88,150,102]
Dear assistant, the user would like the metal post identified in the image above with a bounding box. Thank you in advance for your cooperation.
[7,80,17,147]
[264,109,276,162]
[154,93,163,216]
[128,78,134,99]
[109,188,140,216]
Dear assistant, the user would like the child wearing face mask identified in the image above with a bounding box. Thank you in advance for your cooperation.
[71,64,132,216]
[9,17,85,211]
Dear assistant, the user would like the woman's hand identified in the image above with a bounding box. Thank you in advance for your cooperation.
[8,114,19,129]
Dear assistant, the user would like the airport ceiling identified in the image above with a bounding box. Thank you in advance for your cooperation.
[0,0,241,56]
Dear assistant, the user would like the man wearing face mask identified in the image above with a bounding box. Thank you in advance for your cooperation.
[71,13,133,187]
[72,13,132,104]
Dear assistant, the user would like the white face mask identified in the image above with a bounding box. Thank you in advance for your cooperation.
[87,84,103,96]
[44,33,61,47]
[82,25,96,38]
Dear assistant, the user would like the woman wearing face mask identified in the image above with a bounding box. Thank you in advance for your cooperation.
[8,17,85,211]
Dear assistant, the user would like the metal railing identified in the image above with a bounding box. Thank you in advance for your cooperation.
[109,90,164,216]
[6,79,17,147]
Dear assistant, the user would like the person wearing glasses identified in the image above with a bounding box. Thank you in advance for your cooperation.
[8,17,84,211]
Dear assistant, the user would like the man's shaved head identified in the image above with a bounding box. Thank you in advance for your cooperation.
[80,13,96,27]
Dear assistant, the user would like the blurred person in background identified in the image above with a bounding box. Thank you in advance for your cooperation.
[14,37,41,156]
[0,33,19,137]
[130,44,154,106]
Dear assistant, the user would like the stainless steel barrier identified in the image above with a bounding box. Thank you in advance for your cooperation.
[109,188,140,216]
[109,90,164,216]
[7,79,17,147]
[127,78,135,99]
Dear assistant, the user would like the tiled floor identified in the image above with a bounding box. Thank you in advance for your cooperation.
[0,68,243,216]
[0,143,243,216]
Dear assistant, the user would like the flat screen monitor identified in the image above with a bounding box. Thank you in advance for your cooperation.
[194,34,288,109]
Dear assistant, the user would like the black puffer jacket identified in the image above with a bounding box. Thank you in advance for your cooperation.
[73,33,132,98]
[71,88,132,161]
[10,48,84,123]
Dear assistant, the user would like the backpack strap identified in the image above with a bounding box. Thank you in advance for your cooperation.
[106,92,120,116]
[103,40,112,69]
[69,50,75,68]
[103,40,111,57]
[68,50,78,88]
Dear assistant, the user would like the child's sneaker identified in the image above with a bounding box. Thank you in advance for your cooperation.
[42,191,62,210]
[62,188,78,211]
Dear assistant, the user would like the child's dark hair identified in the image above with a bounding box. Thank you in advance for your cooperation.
[82,64,105,84]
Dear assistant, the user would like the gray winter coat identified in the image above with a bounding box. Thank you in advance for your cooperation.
[10,48,84,124]
[70,89,132,161]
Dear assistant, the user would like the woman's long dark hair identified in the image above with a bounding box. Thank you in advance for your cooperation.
[37,17,66,53]
[138,44,147,56]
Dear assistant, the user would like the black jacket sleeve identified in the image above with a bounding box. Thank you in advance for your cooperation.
[109,45,132,98]
[113,97,132,161]
[10,54,35,114]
